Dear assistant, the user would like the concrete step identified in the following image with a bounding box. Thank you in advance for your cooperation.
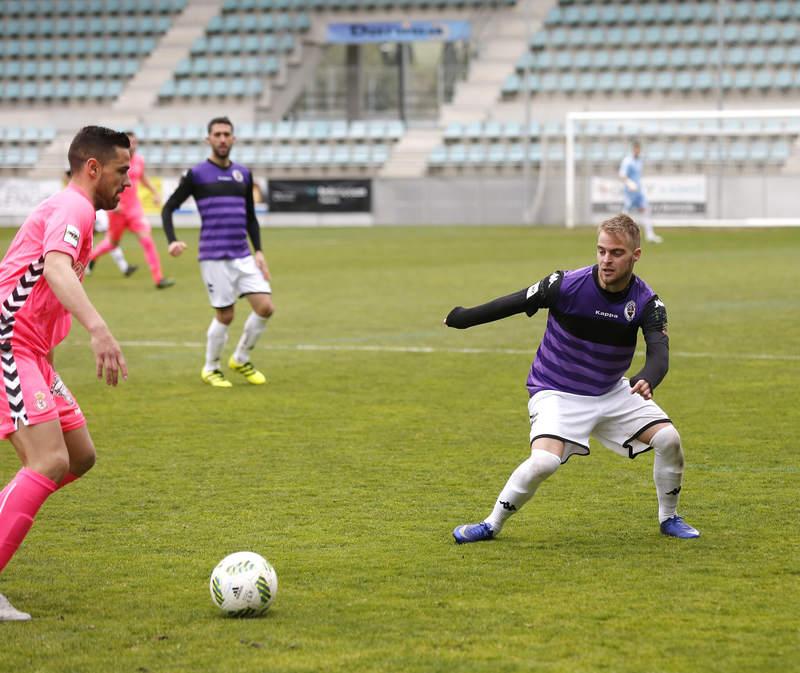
[380,128,441,178]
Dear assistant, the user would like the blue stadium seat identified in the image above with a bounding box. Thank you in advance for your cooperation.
[675,71,693,93]
[694,71,714,91]
[774,69,793,90]
[617,71,634,93]
[683,25,701,45]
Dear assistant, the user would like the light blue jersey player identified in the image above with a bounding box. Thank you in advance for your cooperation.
[619,141,662,243]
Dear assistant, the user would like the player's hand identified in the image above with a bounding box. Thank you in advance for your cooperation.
[626,179,638,192]
[254,251,271,281]
[89,325,127,386]
[630,379,653,400]
[168,241,187,257]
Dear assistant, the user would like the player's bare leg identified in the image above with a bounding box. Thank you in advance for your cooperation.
[454,437,563,543]
[229,293,274,385]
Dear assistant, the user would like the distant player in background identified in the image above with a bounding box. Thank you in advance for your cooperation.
[161,116,274,388]
[91,209,137,277]
[0,127,128,621]
[619,141,663,244]
[445,214,698,545]
[89,131,174,289]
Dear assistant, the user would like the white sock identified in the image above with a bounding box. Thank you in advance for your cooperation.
[110,247,129,273]
[484,449,561,534]
[651,426,684,523]
[204,318,229,372]
[641,212,659,240]
[233,312,268,364]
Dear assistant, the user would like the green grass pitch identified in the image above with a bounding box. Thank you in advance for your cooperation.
[1,225,798,673]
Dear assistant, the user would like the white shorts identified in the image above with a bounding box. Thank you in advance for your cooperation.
[528,378,671,463]
[199,256,272,308]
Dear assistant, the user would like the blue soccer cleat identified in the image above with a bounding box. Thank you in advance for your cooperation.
[660,515,700,539]
[453,522,495,544]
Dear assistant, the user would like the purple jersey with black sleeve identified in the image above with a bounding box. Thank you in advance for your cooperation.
[526,265,662,397]
[161,159,261,262]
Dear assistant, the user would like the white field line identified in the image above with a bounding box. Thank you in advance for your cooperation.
[101,340,800,362]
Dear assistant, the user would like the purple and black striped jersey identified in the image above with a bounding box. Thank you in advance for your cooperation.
[161,159,261,262]
[526,265,662,397]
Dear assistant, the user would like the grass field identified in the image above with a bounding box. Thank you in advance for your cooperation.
[1,225,798,673]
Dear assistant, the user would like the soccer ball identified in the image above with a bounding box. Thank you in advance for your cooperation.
[209,551,278,617]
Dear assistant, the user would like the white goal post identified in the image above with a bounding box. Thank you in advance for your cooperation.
[564,108,800,229]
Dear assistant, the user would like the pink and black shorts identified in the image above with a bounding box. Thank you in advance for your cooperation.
[0,345,85,439]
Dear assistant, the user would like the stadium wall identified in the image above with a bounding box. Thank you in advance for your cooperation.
[1,175,798,228]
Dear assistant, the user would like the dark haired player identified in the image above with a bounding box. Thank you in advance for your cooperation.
[446,214,699,544]
[0,127,129,620]
[161,116,273,388]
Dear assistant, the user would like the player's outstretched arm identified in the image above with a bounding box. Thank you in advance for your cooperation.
[445,271,561,329]
[43,251,127,386]
[445,289,533,329]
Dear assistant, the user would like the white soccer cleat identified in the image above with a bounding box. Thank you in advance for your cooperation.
[0,593,31,621]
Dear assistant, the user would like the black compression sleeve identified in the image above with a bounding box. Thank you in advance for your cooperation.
[629,330,669,390]
[245,175,262,252]
[446,289,532,329]
[445,271,562,329]
[629,295,670,389]
[161,170,195,244]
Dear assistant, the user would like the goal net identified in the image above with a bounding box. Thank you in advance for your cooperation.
[564,108,800,229]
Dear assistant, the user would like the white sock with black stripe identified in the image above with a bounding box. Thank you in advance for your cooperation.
[233,312,268,364]
[651,425,684,523]
[485,449,561,534]
[204,318,229,372]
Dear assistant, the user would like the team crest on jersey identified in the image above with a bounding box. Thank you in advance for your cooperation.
[624,300,637,322]
[34,391,48,411]
[232,169,244,182]
[63,224,80,248]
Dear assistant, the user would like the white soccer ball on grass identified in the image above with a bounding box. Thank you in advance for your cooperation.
[209,551,278,617]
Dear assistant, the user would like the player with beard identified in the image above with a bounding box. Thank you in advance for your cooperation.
[0,126,129,620]
[445,214,699,544]
[161,117,273,388]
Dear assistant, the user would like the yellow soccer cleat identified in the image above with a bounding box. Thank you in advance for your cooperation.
[201,368,233,388]
[228,356,266,385]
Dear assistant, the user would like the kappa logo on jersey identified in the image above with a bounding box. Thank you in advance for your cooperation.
[526,282,539,299]
[548,272,559,285]
[654,299,665,309]
[232,169,244,183]
[624,300,637,322]
[63,224,80,248]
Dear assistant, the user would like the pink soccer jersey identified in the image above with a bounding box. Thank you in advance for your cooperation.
[0,184,95,355]
[117,152,145,217]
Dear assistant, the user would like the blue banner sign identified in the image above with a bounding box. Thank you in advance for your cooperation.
[327,20,471,43]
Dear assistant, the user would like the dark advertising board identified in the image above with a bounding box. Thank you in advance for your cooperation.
[267,180,372,213]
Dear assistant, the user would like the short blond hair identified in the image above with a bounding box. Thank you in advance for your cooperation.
[599,213,641,249]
